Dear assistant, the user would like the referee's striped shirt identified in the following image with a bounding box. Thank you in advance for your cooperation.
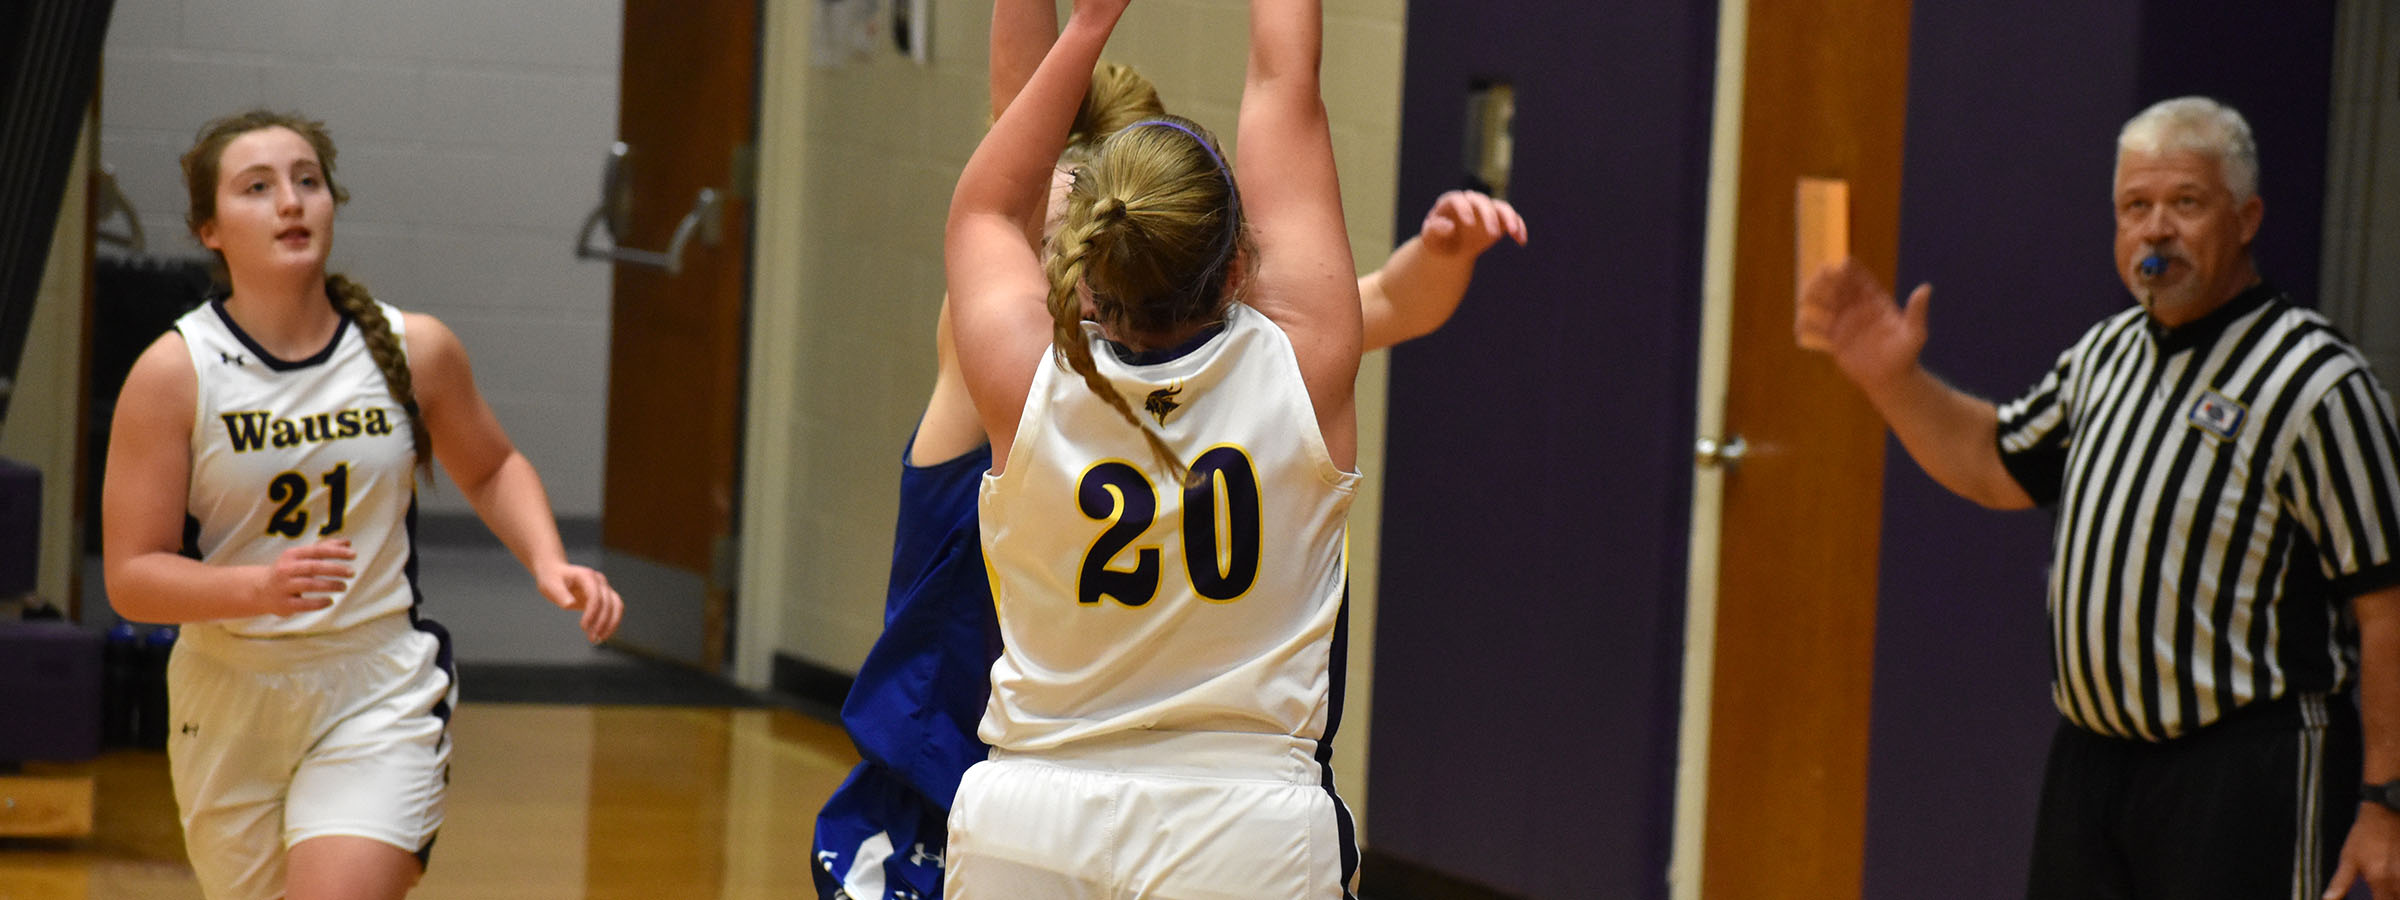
[1996,281,2400,742]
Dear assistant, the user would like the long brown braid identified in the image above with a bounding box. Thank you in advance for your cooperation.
[1042,116,1248,485]
[1044,197,1185,482]
[182,110,432,477]
[326,275,433,477]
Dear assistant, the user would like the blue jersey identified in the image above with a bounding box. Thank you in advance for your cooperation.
[813,440,999,900]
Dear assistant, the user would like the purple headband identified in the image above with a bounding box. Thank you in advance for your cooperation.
[1127,119,1232,190]
[1108,119,1241,305]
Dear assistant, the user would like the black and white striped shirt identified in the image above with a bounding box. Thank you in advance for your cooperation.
[1997,282,2400,741]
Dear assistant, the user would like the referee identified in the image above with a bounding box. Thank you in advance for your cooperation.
[1798,96,2400,900]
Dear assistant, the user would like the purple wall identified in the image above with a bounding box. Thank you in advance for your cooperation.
[1372,2,1718,898]
[1864,4,2338,899]
[1374,3,2337,897]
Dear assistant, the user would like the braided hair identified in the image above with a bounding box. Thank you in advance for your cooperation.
[1043,116,1249,484]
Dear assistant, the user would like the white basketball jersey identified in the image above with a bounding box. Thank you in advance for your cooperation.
[176,298,420,637]
[978,302,1359,752]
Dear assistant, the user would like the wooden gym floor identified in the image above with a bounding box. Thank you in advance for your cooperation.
[0,703,861,900]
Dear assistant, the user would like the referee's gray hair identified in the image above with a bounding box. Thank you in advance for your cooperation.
[2115,96,2259,203]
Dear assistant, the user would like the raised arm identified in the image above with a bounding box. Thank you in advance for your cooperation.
[1795,258,2033,509]
[989,0,1058,119]
[1358,190,1528,351]
[103,334,351,623]
[947,0,1128,454]
[1237,0,1359,464]
[408,313,622,643]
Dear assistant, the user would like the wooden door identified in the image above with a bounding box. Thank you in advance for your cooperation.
[1679,0,1912,897]
[598,0,758,669]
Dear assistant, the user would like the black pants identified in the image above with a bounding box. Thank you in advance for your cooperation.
[2026,693,2360,900]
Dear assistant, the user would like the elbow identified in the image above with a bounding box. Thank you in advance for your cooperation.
[1966,476,2036,512]
[101,567,169,625]
[1974,494,2036,513]
[1386,318,1439,347]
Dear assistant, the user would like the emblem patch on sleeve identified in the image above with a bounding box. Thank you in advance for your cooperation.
[2188,389,2246,441]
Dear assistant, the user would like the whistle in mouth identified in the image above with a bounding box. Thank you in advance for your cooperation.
[2137,255,2167,279]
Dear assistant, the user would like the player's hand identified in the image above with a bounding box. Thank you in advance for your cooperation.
[535,562,623,644]
[1418,190,1528,258]
[252,539,352,616]
[2327,803,2400,898]
[1795,257,1930,392]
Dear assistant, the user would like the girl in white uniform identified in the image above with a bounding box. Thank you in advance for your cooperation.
[943,0,1363,896]
[102,110,624,900]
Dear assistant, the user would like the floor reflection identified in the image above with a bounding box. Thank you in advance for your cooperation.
[0,704,858,900]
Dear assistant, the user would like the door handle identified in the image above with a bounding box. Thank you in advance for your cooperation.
[1694,434,1748,471]
[574,141,723,274]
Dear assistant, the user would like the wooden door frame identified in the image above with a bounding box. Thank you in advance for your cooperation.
[1672,1,1913,897]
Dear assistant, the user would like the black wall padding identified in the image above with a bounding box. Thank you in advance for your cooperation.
[0,0,115,428]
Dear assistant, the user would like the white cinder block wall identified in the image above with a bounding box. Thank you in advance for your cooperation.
[756,0,1407,834]
[98,0,624,518]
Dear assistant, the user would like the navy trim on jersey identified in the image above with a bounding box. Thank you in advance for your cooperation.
[401,498,453,741]
[1321,581,1360,900]
[208,295,351,372]
[403,497,425,619]
[1105,321,1227,366]
[180,513,203,560]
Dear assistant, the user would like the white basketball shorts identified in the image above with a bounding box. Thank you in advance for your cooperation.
[166,613,456,900]
[944,730,1348,900]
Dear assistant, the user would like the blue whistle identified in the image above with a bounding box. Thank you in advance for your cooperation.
[2137,255,2167,278]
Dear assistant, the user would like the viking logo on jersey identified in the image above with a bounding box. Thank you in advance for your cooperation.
[1145,382,1185,425]
[2188,389,2246,441]
[220,408,398,452]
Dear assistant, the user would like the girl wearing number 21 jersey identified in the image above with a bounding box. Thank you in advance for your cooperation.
[102,110,623,900]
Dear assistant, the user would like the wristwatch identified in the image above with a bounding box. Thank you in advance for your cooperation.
[2363,780,2400,813]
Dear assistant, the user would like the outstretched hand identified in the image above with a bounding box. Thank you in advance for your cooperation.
[535,562,623,644]
[1419,190,1529,258]
[1795,257,1930,391]
[253,539,352,616]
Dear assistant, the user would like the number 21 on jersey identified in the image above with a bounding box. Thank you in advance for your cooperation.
[265,462,352,539]
[1076,446,1261,607]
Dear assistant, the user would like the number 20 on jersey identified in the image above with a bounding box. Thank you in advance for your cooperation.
[1076,446,1262,608]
